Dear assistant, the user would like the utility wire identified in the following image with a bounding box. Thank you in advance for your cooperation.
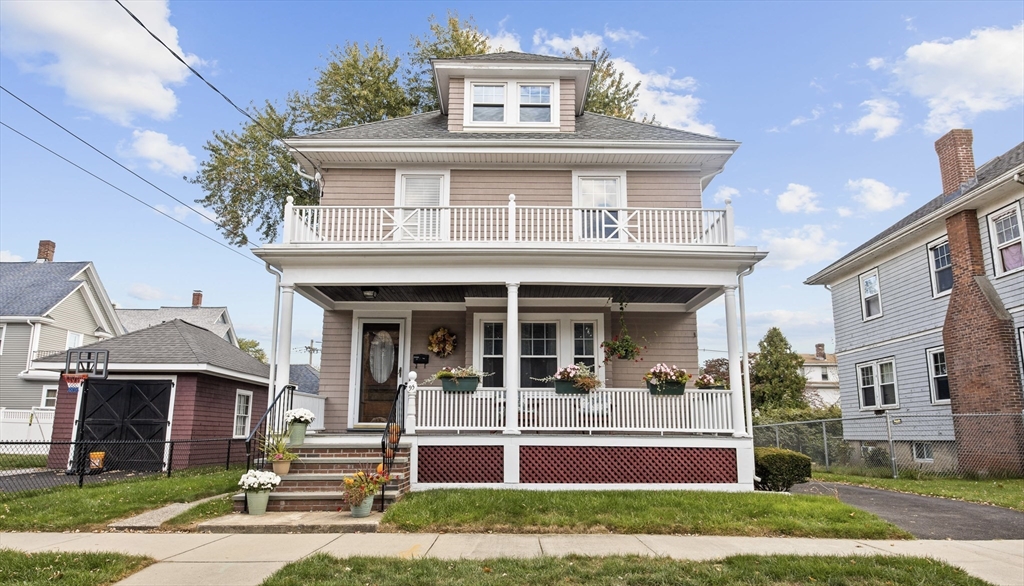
[113,0,321,175]
[0,121,261,266]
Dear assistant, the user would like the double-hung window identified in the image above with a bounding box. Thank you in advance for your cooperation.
[927,347,950,404]
[576,175,624,240]
[481,322,505,388]
[65,331,84,349]
[518,85,551,122]
[41,385,58,408]
[572,322,597,369]
[859,269,882,320]
[475,314,602,389]
[471,84,505,123]
[989,203,1023,276]
[928,238,953,296]
[396,172,447,241]
[857,358,898,409]
[466,81,557,128]
[233,390,253,438]
[520,322,558,388]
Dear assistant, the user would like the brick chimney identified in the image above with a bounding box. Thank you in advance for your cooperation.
[191,290,203,308]
[815,343,826,360]
[36,240,55,263]
[934,129,976,196]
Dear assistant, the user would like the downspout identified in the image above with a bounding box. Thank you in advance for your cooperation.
[738,265,755,435]
[22,319,38,374]
[265,263,282,413]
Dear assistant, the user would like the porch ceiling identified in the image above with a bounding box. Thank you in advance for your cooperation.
[314,284,705,304]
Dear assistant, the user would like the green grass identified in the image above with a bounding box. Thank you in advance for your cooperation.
[0,550,153,586]
[0,466,243,532]
[161,494,235,529]
[0,454,47,470]
[380,489,911,539]
[260,553,986,586]
[814,471,1024,512]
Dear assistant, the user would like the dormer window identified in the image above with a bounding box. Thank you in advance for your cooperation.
[519,85,551,122]
[464,80,559,130]
[471,84,505,122]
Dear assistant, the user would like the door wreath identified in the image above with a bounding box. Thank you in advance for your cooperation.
[427,327,457,358]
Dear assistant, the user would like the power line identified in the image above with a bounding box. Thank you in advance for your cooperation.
[0,121,261,266]
[113,0,321,175]
[0,85,245,244]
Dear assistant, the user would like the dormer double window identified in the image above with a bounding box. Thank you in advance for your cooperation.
[465,80,558,130]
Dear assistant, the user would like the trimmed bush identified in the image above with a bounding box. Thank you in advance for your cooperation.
[755,447,811,492]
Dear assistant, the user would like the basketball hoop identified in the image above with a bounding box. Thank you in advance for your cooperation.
[62,373,88,394]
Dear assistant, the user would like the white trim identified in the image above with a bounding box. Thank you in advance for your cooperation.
[0,323,5,355]
[926,236,953,298]
[65,330,84,350]
[926,346,950,405]
[40,384,58,408]
[912,441,934,463]
[233,389,254,438]
[29,361,268,385]
[856,357,900,411]
[835,327,944,357]
[986,200,1024,278]
[349,312,411,428]
[463,79,560,131]
[859,268,883,321]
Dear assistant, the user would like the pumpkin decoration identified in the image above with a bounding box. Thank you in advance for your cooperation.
[377,462,388,475]
[427,327,457,358]
[387,423,401,444]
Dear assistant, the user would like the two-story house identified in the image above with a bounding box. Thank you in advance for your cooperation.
[116,290,239,347]
[252,52,765,510]
[799,343,840,407]
[806,130,1024,476]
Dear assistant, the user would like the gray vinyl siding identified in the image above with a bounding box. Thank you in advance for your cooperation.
[838,329,954,442]
[831,245,949,354]
[37,289,100,356]
[0,323,42,408]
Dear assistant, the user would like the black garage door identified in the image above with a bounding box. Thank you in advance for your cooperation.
[78,380,172,471]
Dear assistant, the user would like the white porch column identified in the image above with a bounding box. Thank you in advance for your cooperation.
[504,282,521,435]
[724,285,747,437]
[274,284,295,399]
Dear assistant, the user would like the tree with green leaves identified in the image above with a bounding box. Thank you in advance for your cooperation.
[406,11,490,112]
[238,337,268,364]
[750,327,808,409]
[566,48,641,120]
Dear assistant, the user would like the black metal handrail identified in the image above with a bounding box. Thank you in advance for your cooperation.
[245,384,295,473]
[379,383,406,512]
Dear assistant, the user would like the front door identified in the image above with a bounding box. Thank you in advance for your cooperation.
[358,322,402,424]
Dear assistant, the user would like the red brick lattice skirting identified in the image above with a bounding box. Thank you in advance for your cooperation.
[417,445,504,483]
[520,446,737,484]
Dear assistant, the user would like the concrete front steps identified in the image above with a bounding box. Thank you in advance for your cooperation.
[233,435,412,513]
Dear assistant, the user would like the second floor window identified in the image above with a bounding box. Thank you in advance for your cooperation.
[990,204,1023,276]
[858,358,898,409]
[519,85,551,122]
[821,367,829,381]
[471,84,505,122]
[859,269,882,320]
[927,347,950,403]
[929,239,953,295]
[65,331,84,349]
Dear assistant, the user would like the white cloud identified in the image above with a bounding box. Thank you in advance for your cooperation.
[487,18,522,52]
[0,250,24,262]
[846,98,902,140]
[604,26,646,46]
[610,58,714,134]
[866,57,886,70]
[128,283,165,301]
[776,183,823,214]
[760,225,842,270]
[0,0,201,125]
[154,203,218,224]
[846,178,909,212]
[123,130,196,175]
[837,207,854,218]
[734,225,750,243]
[892,24,1024,133]
[790,107,823,126]
[712,186,740,204]
[532,29,603,54]
[746,309,834,331]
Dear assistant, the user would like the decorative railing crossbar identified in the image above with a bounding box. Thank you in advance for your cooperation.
[285,199,733,246]
[412,387,734,434]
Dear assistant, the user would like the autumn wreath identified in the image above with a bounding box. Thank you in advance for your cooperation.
[427,327,457,358]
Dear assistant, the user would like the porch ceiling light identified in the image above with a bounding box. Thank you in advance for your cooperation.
[362,287,378,300]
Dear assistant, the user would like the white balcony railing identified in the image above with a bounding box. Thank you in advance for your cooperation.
[412,387,734,434]
[284,196,734,247]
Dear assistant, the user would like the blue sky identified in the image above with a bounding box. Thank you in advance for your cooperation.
[1,1,1022,367]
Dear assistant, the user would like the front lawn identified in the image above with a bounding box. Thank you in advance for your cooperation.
[0,454,47,470]
[0,550,153,586]
[380,489,911,539]
[0,466,242,531]
[814,471,1024,512]
[261,553,985,586]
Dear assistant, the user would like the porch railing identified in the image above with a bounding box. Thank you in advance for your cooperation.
[284,197,733,247]
[412,387,734,434]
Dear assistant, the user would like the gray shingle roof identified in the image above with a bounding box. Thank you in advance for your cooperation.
[289,364,320,395]
[117,307,233,341]
[0,262,89,317]
[808,141,1024,283]
[443,52,580,63]
[294,111,732,143]
[39,319,269,380]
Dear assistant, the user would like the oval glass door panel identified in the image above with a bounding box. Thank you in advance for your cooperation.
[369,330,395,384]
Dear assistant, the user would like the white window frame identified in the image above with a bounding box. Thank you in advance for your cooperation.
[0,323,5,355]
[463,79,560,130]
[927,236,953,298]
[40,384,58,408]
[926,346,950,405]
[821,367,829,381]
[233,389,253,438]
[859,268,883,321]
[856,357,899,410]
[479,320,507,389]
[65,330,84,350]
[572,171,628,242]
[987,201,1024,278]
[393,169,451,241]
[912,442,934,463]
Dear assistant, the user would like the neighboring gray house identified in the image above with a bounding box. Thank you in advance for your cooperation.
[116,290,238,347]
[0,241,124,410]
[289,364,320,395]
[806,131,1024,475]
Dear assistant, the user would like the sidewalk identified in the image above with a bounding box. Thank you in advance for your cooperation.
[2,532,1021,586]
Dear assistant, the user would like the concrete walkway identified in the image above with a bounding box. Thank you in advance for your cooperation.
[108,493,229,530]
[1,532,1021,586]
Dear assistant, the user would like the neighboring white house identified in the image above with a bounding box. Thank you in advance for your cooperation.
[799,343,839,407]
[116,290,239,347]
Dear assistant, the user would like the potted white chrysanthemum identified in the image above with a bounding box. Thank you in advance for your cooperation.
[284,408,316,446]
[238,469,281,515]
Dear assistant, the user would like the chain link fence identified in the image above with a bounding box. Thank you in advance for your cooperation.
[754,412,1024,479]
[0,437,247,494]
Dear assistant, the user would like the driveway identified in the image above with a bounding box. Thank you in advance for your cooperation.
[793,480,1024,540]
